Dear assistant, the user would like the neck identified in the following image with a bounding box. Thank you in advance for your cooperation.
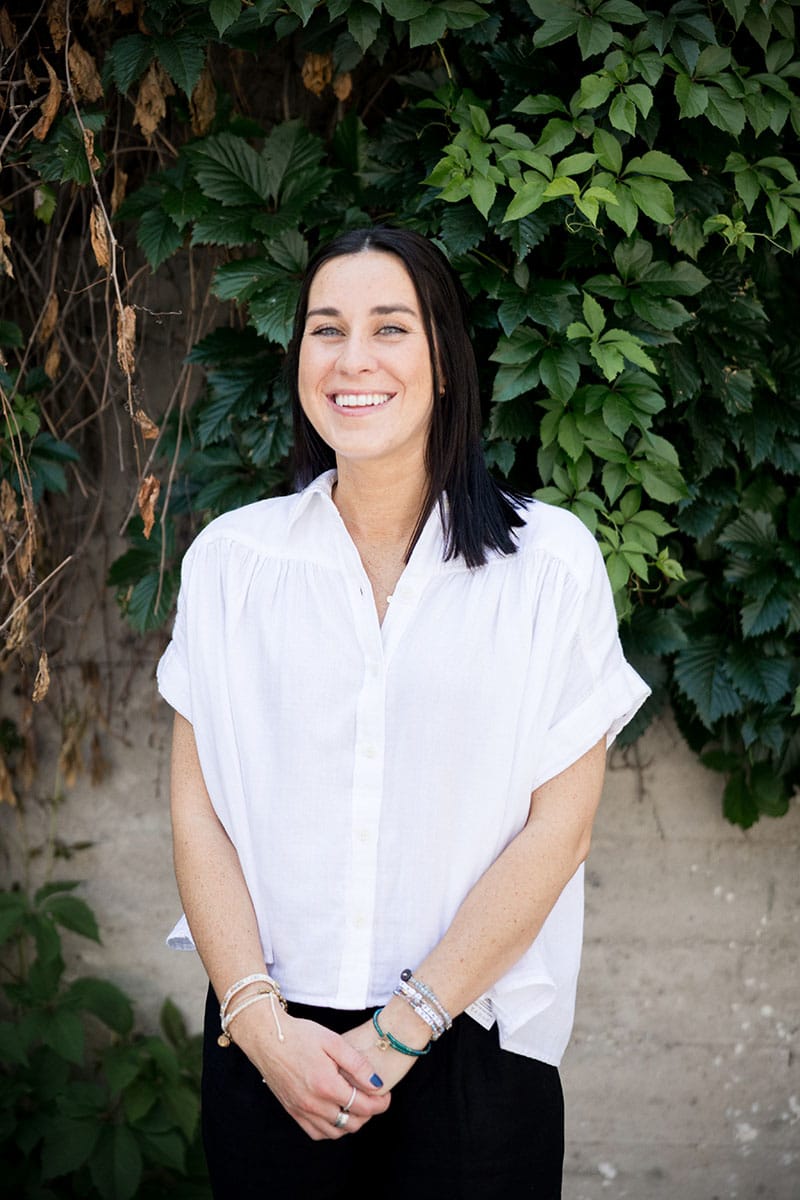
[332,459,429,548]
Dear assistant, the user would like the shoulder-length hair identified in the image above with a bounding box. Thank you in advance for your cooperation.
[284,226,524,568]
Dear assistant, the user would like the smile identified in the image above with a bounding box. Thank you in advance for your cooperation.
[332,393,393,408]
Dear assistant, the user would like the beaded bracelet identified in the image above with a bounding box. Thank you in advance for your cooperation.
[372,1007,431,1057]
[393,980,446,1040]
[400,969,452,1030]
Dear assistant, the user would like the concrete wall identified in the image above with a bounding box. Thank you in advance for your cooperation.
[4,640,797,1198]
[564,716,800,1200]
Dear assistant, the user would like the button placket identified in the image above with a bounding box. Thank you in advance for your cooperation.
[335,573,387,1004]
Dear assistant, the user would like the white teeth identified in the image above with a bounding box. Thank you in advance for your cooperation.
[334,392,392,408]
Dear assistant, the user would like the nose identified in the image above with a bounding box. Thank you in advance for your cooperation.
[336,331,377,375]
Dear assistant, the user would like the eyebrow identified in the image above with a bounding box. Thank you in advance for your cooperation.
[305,304,418,320]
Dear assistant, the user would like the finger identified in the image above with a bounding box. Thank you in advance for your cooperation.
[329,1039,385,1094]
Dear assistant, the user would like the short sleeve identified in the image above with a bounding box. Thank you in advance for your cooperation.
[156,547,194,723]
[529,529,650,791]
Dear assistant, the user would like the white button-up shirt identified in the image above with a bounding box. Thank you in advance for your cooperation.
[158,471,649,1065]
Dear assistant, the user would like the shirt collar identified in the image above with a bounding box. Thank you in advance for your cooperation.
[288,471,453,580]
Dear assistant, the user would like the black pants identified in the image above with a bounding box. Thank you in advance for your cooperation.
[201,987,563,1199]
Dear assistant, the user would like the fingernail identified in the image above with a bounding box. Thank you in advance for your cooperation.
[370,1073,383,1088]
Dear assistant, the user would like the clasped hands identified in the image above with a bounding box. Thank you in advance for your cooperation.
[232,1006,422,1141]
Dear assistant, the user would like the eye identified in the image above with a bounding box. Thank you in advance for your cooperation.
[377,324,407,336]
[308,325,343,337]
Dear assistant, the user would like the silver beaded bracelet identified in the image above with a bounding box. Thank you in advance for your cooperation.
[393,980,446,1040]
[400,969,453,1030]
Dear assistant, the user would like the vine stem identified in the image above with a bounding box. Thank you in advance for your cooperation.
[0,556,74,634]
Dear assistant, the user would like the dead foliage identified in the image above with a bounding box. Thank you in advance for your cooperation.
[32,58,62,142]
[191,64,217,136]
[302,52,333,96]
[0,210,14,278]
[90,204,110,269]
[116,303,136,375]
[134,60,175,141]
[46,0,67,52]
[68,40,104,102]
[137,473,160,539]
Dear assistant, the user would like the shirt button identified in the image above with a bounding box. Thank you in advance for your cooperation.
[362,745,377,759]
[358,828,370,843]
[354,915,366,929]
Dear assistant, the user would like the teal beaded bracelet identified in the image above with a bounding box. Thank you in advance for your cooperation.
[372,1007,431,1056]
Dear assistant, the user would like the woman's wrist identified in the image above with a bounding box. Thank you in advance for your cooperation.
[378,995,432,1050]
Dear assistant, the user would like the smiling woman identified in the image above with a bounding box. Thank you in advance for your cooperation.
[157,226,650,1199]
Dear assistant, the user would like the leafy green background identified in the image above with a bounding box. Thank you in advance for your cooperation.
[3,0,800,834]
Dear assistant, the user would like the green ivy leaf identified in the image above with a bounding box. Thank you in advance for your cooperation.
[347,2,382,53]
[626,176,675,224]
[248,277,303,349]
[42,1116,101,1180]
[191,133,270,206]
[41,1007,85,1065]
[723,771,759,828]
[210,0,243,37]
[408,6,448,46]
[104,34,153,93]
[66,978,134,1035]
[725,646,793,705]
[41,895,100,943]
[154,32,206,98]
[89,1124,143,1200]
[539,346,580,402]
[674,637,743,728]
[137,207,183,270]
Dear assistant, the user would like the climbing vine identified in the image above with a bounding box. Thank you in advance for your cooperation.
[1,0,799,829]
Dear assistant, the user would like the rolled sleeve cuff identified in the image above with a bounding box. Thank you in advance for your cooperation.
[530,657,650,792]
[157,643,193,724]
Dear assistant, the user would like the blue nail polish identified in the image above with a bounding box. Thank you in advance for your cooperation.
[370,1073,383,1088]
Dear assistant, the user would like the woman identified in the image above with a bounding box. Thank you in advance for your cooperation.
[158,227,649,1198]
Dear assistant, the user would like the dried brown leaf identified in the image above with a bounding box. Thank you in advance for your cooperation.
[116,304,136,375]
[87,0,107,17]
[47,0,66,51]
[32,650,50,703]
[0,478,17,526]
[0,211,13,280]
[111,162,128,214]
[133,406,159,439]
[83,127,100,173]
[134,60,174,142]
[68,40,104,102]
[137,473,160,539]
[301,52,333,97]
[0,752,17,807]
[39,292,59,342]
[190,63,216,137]
[333,73,353,102]
[32,58,62,141]
[90,205,110,269]
[6,601,28,651]
[44,340,61,380]
[18,529,35,577]
[0,8,18,50]
[24,60,38,91]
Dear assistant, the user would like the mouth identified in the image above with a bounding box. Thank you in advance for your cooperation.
[331,392,394,408]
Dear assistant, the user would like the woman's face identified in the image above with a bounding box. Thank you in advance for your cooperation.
[297,250,435,476]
